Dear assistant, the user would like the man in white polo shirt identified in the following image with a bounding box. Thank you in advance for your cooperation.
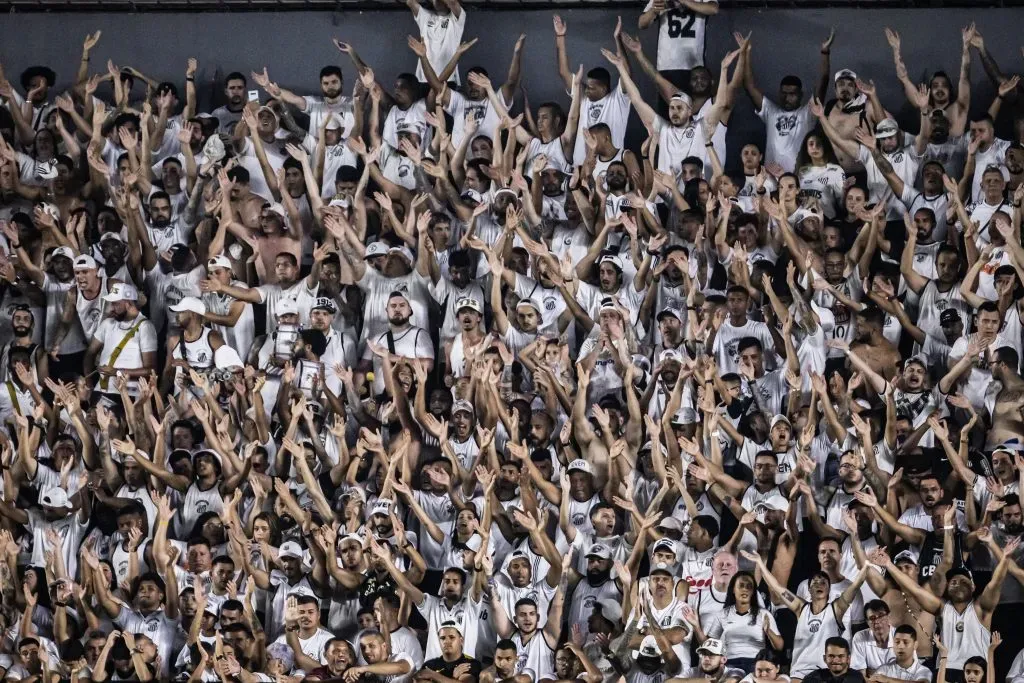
[84,282,158,397]
[358,290,434,397]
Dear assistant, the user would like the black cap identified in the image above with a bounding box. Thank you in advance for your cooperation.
[946,567,973,583]
[939,309,960,327]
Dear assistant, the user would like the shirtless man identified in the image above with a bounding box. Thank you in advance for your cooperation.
[862,549,935,660]
[986,346,1024,449]
[479,640,531,683]
[824,68,883,171]
[829,307,900,381]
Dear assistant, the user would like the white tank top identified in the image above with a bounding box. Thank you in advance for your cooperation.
[202,285,255,360]
[633,577,692,671]
[940,601,990,669]
[526,136,570,173]
[569,577,622,641]
[76,285,106,341]
[791,602,844,676]
[171,327,215,374]
[448,436,479,473]
[513,630,554,682]
[177,482,224,538]
[690,583,728,633]
[591,150,624,190]
[115,483,159,535]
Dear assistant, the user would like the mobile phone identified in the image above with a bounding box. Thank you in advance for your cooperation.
[247,90,260,103]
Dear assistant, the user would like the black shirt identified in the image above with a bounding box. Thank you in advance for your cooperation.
[803,668,866,683]
[423,655,483,680]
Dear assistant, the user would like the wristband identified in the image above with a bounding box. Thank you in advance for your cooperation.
[186,77,195,82]
[756,189,767,195]
[704,142,713,147]
[941,525,954,530]
[821,49,830,55]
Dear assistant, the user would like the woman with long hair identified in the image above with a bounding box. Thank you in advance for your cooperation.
[703,571,783,673]
[794,129,846,220]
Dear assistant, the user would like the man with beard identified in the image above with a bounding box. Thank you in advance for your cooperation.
[434,249,486,345]
[202,243,327,333]
[200,254,254,366]
[491,554,568,682]
[252,64,355,137]
[575,253,652,336]
[0,304,46,385]
[963,116,1011,203]
[643,348,686,422]
[799,638,864,683]
[823,69,883,172]
[707,287,776,376]
[162,296,225,395]
[84,282,157,397]
[348,630,415,683]
[242,539,326,642]
[443,297,486,380]
[603,48,734,183]
[9,245,71,376]
[373,538,486,661]
[881,156,951,243]
[736,34,831,171]
[884,550,1011,682]
[359,291,434,397]
[143,191,187,253]
[211,72,248,133]
[308,297,356,396]
[554,16,632,165]
[670,638,742,683]
[564,543,623,643]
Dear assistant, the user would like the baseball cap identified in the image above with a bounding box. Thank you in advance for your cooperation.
[567,458,594,476]
[208,255,232,270]
[939,309,961,326]
[389,245,415,263]
[893,549,919,566]
[51,246,75,261]
[875,118,899,139]
[903,354,928,371]
[102,282,138,303]
[364,242,389,259]
[770,414,792,430]
[312,297,337,314]
[791,206,823,225]
[594,597,623,624]
[214,345,244,371]
[169,297,206,316]
[276,299,300,317]
[632,635,661,660]
[460,189,484,204]
[39,487,73,510]
[652,538,677,555]
[946,567,973,583]
[659,348,683,364]
[278,541,304,560]
[324,115,342,131]
[265,202,286,218]
[670,92,693,108]
[599,254,624,271]
[586,543,612,560]
[464,534,483,553]
[650,561,675,576]
[656,308,684,323]
[370,498,393,518]
[834,68,858,83]
[658,517,684,531]
[452,399,475,416]
[100,231,125,244]
[73,254,98,271]
[455,296,483,314]
[697,639,725,656]
[437,620,463,636]
[516,298,542,314]
[599,297,620,314]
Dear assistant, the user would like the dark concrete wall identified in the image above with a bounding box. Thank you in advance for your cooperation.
[3,7,1020,165]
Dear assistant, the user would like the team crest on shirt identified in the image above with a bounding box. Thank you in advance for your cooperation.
[195,500,209,515]
[587,103,603,124]
[776,115,798,135]
[544,297,557,311]
[808,618,822,633]
[572,512,586,526]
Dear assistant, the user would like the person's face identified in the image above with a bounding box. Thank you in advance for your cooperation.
[680,163,701,183]
[936,251,961,283]
[824,646,850,674]
[902,361,926,390]
[806,134,825,160]
[296,601,318,630]
[591,507,616,536]
[387,297,412,326]
[699,653,724,674]
[135,580,163,610]
[659,315,682,343]
[307,308,333,332]
[569,471,593,499]
[540,168,563,196]
[1003,503,1024,533]
[891,632,916,659]
[971,120,995,147]
[274,255,298,284]
[495,648,517,676]
[470,136,493,161]
[10,310,31,338]
[321,73,343,99]
[753,455,777,484]
[256,109,277,135]
[225,78,246,107]
[604,164,627,191]
[866,607,890,639]
[536,105,562,136]
[947,573,973,602]
[854,313,876,342]
[161,161,183,191]
[109,300,129,322]
[690,68,712,96]
[738,345,763,376]
[507,557,532,587]
[325,640,351,669]
[879,133,900,154]
[779,83,802,111]
[211,562,233,589]
[452,409,473,438]
[978,309,1002,337]
[393,77,418,108]
[839,454,863,485]
[428,220,451,250]
[86,638,105,666]
[0,163,14,191]
[117,513,141,539]
[770,421,791,447]
[918,478,943,508]
[555,648,574,678]
[725,291,748,317]
[187,544,212,572]
[439,628,464,657]
[965,663,986,683]
[983,169,1006,197]
[835,77,856,102]
[516,306,539,332]
[221,609,244,630]
[598,262,621,292]
[1007,149,1024,175]
[732,575,755,603]
[584,77,609,102]
[912,209,935,241]
[34,131,55,160]
[667,100,691,126]
[515,604,539,633]
[360,635,387,664]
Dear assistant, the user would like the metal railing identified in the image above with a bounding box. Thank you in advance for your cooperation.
[0,0,1020,9]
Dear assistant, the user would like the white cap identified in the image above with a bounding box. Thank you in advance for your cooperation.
[207,254,232,270]
[632,635,661,660]
[567,458,593,475]
[103,282,138,303]
[277,299,300,317]
[370,498,393,518]
[51,246,75,261]
[40,487,73,509]
[389,245,415,263]
[586,543,612,560]
[265,202,286,218]
[834,68,858,83]
[593,597,623,624]
[214,345,245,371]
[364,242,389,258]
[455,296,483,314]
[170,296,206,316]
[599,254,624,271]
[875,117,899,139]
[278,541,304,560]
[73,254,98,271]
[697,639,725,656]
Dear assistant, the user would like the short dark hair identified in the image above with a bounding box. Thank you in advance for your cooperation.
[221,599,245,614]
[225,72,247,86]
[692,515,719,539]
[996,346,1020,370]
[496,639,517,653]
[295,595,319,607]
[586,67,611,90]
[212,555,234,568]
[894,624,917,639]
[226,167,250,184]
[780,75,803,90]
[320,65,343,80]
[864,599,889,616]
[824,636,850,653]
[737,337,763,355]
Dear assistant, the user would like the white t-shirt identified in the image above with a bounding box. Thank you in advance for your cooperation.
[415,7,467,86]
[446,89,510,148]
[575,86,632,165]
[706,607,778,660]
[92,314,158,394]
[798,163,846,219]
[757,99,813,172]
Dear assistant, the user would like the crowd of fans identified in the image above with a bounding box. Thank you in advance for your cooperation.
[0,5,1023,683]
